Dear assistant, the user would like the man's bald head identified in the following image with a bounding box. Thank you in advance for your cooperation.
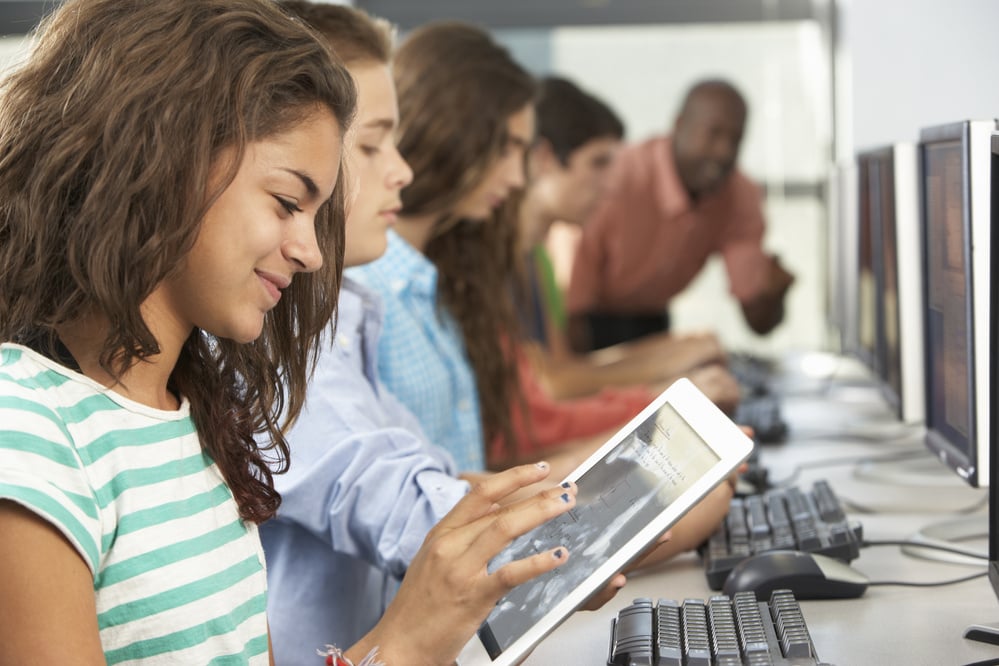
[672,79,748,198]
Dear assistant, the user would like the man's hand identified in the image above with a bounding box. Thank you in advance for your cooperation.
[763,254,795,297]
[741,254,795,334]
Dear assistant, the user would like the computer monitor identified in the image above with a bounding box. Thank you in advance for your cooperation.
[961,127,999,646]
[855,143,925,424]
[919,120,993,489]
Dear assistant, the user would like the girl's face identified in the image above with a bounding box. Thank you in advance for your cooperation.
[452,102,535,221]
[343,62,414,268]
[156,107,341,344]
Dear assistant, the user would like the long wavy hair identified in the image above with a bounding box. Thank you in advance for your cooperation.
[0,0,356,523]
[394,22,536,463]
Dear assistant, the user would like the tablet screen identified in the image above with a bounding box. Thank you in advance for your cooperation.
[478,401,721,658]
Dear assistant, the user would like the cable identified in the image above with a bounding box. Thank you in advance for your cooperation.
[768,447,931,488]
[867,570,987,588]
[862,539,989,561]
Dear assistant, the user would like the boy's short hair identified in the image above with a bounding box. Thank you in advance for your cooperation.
[536,76,624,165]
[280,1,393,65]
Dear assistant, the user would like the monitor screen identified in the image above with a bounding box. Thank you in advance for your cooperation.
[919,120,992,488]
[922,139,971,455]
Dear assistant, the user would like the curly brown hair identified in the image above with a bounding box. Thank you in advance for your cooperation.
[0,0,356,523]
[394,22,537,464]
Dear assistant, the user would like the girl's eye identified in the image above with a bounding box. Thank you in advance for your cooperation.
[360,145,380,157]
[275,196,302,215]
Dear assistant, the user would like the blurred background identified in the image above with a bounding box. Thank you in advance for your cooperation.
[2,0,996,354]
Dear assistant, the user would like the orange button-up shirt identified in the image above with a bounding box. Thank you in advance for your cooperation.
[567,135,770,314]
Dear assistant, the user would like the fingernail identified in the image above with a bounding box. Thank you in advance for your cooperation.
[553,548,564,559]
[535,461,549,470]
[560,481,571,489]
[560,493,570,503]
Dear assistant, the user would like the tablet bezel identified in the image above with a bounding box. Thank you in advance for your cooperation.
[457,377,754,666]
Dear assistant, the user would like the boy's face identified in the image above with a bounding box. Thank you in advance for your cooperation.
[543,136,621,227]
[343,62,413,268]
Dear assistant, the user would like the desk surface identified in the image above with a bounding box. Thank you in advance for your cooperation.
[523,354,999,666]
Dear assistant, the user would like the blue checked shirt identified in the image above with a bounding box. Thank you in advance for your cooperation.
[347,231,485,472]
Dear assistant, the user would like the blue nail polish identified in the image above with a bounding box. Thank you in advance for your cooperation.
[561,481,571,489]
[535,461,549,470]
[560,493,570,503]
[554,548,564,559]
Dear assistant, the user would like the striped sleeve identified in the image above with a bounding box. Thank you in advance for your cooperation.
[0,374,102,573]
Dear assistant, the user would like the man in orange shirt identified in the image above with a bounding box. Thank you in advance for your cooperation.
[567,79,795,352]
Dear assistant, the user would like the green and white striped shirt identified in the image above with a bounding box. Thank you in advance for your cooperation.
[0,344,270,664]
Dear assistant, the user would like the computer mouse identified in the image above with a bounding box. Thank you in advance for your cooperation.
[722,549,869,600]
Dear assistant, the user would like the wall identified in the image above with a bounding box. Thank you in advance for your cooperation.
[837,0,999,156]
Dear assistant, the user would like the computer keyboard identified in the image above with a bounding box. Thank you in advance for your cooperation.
[728,352,776,397]
[702,480,863,589]
[607,590,831,666]
[735,394,789,444]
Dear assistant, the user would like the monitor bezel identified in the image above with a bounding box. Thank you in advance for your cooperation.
[831,161,860,356]
[856,142,924,424]
[892,143,926,425]
[988,132,999,587]
[854,153,879,372]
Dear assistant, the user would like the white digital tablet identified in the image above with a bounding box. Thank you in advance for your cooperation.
[457,377,754,666]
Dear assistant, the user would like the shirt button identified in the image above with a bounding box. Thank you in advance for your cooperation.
[457,399,471,411]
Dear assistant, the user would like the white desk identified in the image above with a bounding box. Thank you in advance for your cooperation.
[524,356,999,665]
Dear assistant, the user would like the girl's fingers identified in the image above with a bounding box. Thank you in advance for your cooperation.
[484,546,572,598]
[435,462,555,531]
[458,483,577,566]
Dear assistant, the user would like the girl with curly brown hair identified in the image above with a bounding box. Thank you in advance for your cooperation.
[0,2,579,663]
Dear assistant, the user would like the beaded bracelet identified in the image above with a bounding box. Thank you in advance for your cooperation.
[317,645,383,666]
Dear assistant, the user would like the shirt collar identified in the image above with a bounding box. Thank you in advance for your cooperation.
[336,276,381,331]
[334,276,385,385]
[383,229,437,298]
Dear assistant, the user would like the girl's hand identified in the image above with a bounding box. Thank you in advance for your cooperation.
[347,462,577,666]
